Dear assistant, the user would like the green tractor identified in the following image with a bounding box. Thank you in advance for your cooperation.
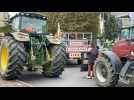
[0,12,67,80]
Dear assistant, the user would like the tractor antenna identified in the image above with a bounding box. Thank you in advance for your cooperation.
[57,23,61,38]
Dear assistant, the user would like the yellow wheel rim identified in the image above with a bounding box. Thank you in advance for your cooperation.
[0,45,8,73]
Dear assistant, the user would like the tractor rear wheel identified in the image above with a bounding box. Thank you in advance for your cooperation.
[0,36,26,80]
[94,56,119,87]
[42,45,66,78]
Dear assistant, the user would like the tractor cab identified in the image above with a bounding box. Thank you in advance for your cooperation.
[112,18,134,60]
[9,12,48,34]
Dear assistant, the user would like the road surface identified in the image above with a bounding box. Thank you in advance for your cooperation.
[0,64,130,87]
[19,65,98,87]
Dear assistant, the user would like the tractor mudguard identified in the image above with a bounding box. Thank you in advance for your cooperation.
[47,36,60,45]
[100,51,122,74]
[10,32,30,42]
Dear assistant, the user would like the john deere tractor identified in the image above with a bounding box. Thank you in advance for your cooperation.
[0,12,67,80]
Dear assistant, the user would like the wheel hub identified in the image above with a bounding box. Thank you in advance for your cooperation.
[0,45,8,73]
[96,62,108,82]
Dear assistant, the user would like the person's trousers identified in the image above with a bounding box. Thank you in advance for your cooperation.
[88,63,94,77]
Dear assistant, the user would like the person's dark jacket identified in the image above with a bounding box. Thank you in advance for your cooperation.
[87,48,98,64]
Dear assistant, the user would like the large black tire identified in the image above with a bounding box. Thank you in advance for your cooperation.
[61,44,68,65]
[42,45,67,78]
[94,56,119,87]
[0,36,26,80]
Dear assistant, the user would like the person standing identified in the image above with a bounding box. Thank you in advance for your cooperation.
[87,43,99,79]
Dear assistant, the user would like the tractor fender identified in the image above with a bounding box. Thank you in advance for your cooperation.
[47,36,60,44]
[10,32,30,42]
[100,50,122,74]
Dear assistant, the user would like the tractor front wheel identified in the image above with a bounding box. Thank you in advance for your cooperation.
[0,36,26,80]
[42,45,66,78]
[94,56,119,87]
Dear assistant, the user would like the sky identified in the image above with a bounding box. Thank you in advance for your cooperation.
[8,12,19,18]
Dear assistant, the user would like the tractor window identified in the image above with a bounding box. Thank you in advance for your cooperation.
[12,17,20,31]
[77,34,83,39]
[21,16,47,33]
[130,27,134,37]
[121,29,129,39]
[69,34,76,39]
[84,34,91,40]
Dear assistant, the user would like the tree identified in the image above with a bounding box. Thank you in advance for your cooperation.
[41,12,100,34]
[104,13,119,40]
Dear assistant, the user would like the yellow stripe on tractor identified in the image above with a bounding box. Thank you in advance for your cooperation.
[0,45,8,73]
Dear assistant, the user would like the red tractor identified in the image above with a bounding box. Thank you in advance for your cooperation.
[93,37,134,87]
[65,32,96,68]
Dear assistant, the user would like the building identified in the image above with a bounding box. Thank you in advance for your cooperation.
[0,12,20,27]
[111,12,134,38]
[111,12,129,18]
[0,12,8,27]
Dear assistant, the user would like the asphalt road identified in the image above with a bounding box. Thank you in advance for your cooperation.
[19,65,98,87]
[0,64,131,87]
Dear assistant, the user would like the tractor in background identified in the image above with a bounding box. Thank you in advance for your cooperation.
[0,12,67,80]
[65,32,97,70]
[93,31,134,87]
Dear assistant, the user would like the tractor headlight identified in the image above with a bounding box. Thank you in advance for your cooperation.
[131,51,134,56]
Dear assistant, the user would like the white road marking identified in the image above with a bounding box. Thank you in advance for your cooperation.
[16,80,33,87]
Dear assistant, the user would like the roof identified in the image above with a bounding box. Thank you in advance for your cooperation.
[10,12,48,21]
[111,12,129,18]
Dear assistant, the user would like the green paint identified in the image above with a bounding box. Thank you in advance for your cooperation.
[103,39,113,49]
[29,35,50,66]
[0,25,13,33]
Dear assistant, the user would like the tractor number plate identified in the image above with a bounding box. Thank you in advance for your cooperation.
[66,47,92,52]
[69,53,81,58]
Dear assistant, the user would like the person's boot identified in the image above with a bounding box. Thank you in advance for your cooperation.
[90,71,93,79]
